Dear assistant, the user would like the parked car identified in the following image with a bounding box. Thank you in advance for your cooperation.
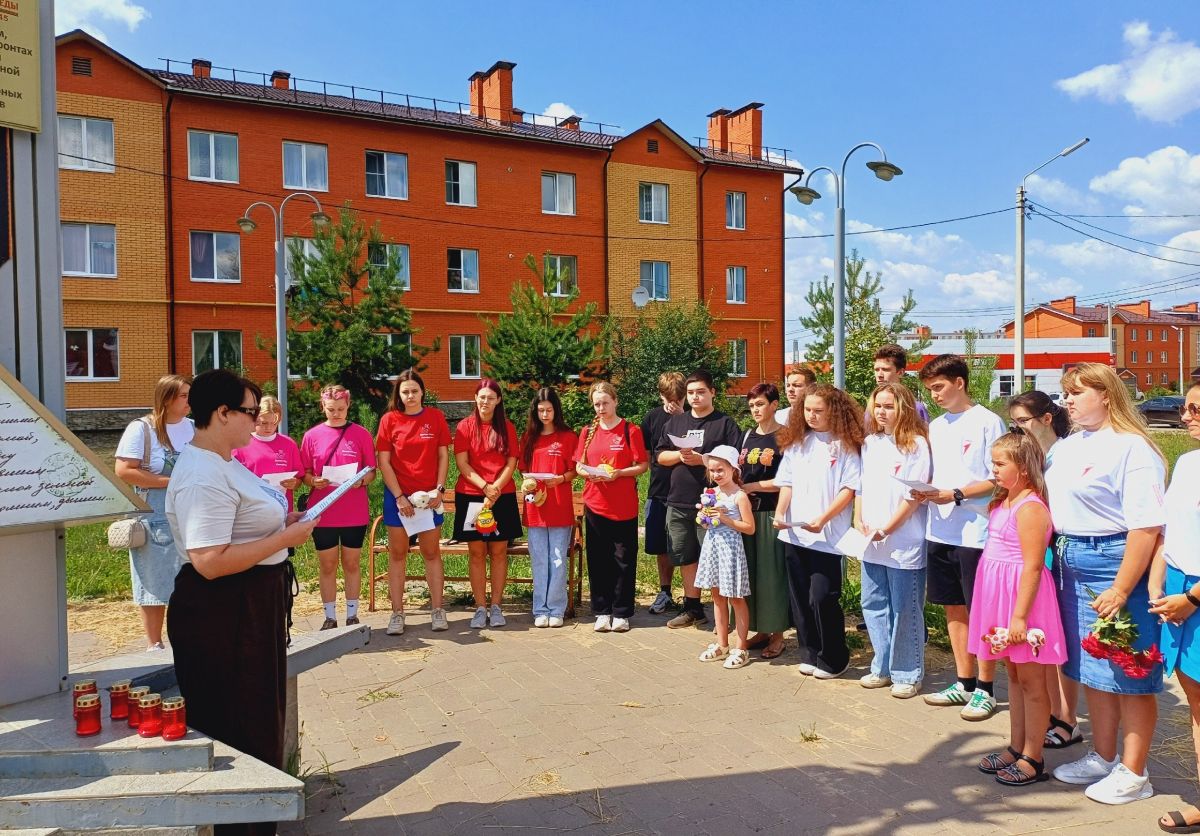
[1138,395,1185,428]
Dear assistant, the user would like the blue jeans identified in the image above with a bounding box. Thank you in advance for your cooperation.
[529,526,572,618]
[860,562,927,685]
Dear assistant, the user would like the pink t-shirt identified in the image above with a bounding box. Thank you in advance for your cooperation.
[300,422,377,527]
[233,432,304,512]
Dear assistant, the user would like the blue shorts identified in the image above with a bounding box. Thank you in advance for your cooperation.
[644,497,669,556]
[383,488,405,529]
[1162,564,1200,682]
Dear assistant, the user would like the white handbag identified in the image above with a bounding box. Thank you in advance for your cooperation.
[107,419,152,550]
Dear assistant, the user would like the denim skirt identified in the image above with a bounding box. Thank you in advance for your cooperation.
[1161,564,1200,682]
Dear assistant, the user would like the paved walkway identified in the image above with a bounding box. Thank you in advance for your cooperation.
[276,605,1197,835]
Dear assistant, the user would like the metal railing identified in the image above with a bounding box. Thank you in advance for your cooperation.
[694,137,799,169]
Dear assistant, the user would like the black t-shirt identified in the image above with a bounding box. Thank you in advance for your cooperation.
[659,410,742,508]
[740,427,782,513]
[641,406,676,501]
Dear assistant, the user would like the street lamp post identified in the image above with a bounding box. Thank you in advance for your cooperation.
[1014,138,1089,390]
[789,143,902,389]
[1172,325,1185,395]
[238,193,330,435]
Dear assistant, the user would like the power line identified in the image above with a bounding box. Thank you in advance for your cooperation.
[1049,211,1200,219]
[1030,209,1200,268]
[1030,200,1200,255]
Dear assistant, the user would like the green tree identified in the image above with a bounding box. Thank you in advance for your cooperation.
[962,328,999,411]
[281,207,434,432]
[798,249,930,401]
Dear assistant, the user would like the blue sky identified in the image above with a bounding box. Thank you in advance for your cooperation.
[61,1,1200,354]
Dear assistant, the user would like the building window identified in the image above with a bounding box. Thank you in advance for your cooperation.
[729,339,748,377]
[64,328,118,380]
[639,260,669,301]
[284,237,320,288]
[368,242,410,290]
[1162,351,1169,364]
[62,223,116,277]
[1146,373,1152,386]
[57,115,114,172]
[449,334,480,379]
[365,150,408,199]
[726,191,746,230]
[282,141,328,191]
[1163,373,1170,385]
[1148,329,1155,342]
[189,231,241,283]
[1162,329,1169,341]
[726,266,746,304]
[188,130,239,182]
[445,160,477,206]
[193,330,243,375]
[1130,329,1138,341]
[543,254,577,297]
[1131,350,1138,364]
[541,172,576,215]
[638,182,668,223]
[447,247,479,292]
[998,373,1015,398]
[1087,327,1097,337]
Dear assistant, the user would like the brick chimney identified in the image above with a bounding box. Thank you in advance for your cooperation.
[468,61,517,124]
[558,115,581,132]
[270,70,290,90]
[1118,300,1152,317]
[727,102,764,158]
[1049,296,1076,315]
[1172,302,1199,313]
[706,109,730,153]
[191,59,211,78]
[468,71,485,118]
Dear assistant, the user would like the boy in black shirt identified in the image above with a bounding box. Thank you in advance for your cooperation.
[641,372,686,615]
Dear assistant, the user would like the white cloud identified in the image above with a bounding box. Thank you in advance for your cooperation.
[56,0,149,41]
[940,270,1014,305]
[845,220,962,261]
[1056,21,1200,122]
[1089,145,1200,235]
[880,260,940,287]
[541,102,586,123]
[1024,174,1100,212]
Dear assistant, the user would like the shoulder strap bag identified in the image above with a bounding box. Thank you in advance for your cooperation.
[107,419,152,549]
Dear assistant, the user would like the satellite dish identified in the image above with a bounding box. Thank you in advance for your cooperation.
[631,286,650,308]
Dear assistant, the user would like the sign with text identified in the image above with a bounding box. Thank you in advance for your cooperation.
[0,364,145,533]
[0,0,40,134]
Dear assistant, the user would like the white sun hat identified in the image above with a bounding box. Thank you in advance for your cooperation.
[702,444,741,473]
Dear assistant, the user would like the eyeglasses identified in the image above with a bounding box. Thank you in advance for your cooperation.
[1011,415,1037,426]
[1180,403,1200,420]
[228,405,261,420]
[1007,425,1026,436]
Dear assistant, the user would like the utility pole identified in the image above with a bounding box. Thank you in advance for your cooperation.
[1015,186,1026,388]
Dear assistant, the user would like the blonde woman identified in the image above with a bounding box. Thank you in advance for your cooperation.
[114,374,194,650]
[233,396,303,512]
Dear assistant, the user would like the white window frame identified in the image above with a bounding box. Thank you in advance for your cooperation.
[282,141,329,191]
[368,242,411,290]
[365,150,409,200]
[1162,329,1169,341]
[544,254,577,297]
[997,373,1015,398]
[1163,373,1170,385]
[447,247,480,293]
[192,330,243,376]
[64,328,119,381]
[726,265,746,304]
[1162,351,1169,364]
[62,222,117,277]
[1131,350,1138,364]
[638,182,668,224]
[187,130,239,183]
[445,160,477,207]
[639,260,670,301]
[1146,373,1152,386]
[449,334,481,379]
[541,172,576,215]
[57,115,114,172]
[189,231,242,283]
[728,339,748,377]
[1130,328,1138,341]
[726,191,746,230]
[284,236,320,289]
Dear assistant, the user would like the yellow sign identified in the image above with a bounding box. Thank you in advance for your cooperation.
[0,0,40,134]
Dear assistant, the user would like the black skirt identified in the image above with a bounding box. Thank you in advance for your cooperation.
[452,491,523,542]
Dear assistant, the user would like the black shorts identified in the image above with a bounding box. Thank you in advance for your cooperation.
[311,525,368,552]
[926,540,984,608]
[451,491,523,542]
[644,497,669,555]
[665,505,705,566]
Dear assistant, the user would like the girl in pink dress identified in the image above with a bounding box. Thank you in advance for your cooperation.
[969,432,1066,787]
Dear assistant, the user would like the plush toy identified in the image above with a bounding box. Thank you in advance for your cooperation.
[409,489,445,525]
[475,507,498,535]
[521,478,547,507]
[981,626,1047,657]
[695,489,721,529]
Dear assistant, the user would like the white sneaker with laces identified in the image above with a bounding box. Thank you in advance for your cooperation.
[960,688,998,720]
[890,682,921,699]
[594,615,612,632]
[610,617,630,633]
[534,615,549,628]
[430,608,449,632]
[489,604,506,627]
[1053,749,1119,785]
[860,673,891,689]
[1083,763,1153,805]
[548,616,564,628]
[386,612,405,636]
[470,607,488,629]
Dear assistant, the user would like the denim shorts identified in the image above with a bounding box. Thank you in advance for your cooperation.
[1057,533,1163,695]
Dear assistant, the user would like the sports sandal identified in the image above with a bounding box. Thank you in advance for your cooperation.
[698,643,729,662]
[1161,808,1200,833]
[978,746,1021,775]
[996,754,1049,787]
[723,648,750,669]
[1045,714,1084,749]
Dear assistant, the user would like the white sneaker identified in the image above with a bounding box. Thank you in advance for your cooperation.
[1083,763,1153,805]
[548,616,564,628]
[534,615,549,628]
[813,664,849,680]
[798,663,817,676]
[594,615,612,632]
[610,617,630,633]
[386,612,405,636]
[470,607,488,629]
[489,604,506,627]
[960,689,998,721]
[430,608,449,632]
[890,682,921,699]
[859,673,891,689]
[1053,749,1119,785]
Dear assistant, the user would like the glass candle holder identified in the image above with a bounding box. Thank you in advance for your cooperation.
[161,696,187,741]
[75,693,102,737]
[108,679,131,720]
[137,693,163,738]
[127,686,150,729]
[72,679,98,719]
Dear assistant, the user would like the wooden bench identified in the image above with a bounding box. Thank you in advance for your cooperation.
[367,490,586,617]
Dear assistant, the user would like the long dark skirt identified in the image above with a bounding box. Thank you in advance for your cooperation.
[742,512,792,633]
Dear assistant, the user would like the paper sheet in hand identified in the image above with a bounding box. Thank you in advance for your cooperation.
[322,462,359,486]
[301,466,374,522]
[521,472,557,481]
[667,432,703,449]
[773,517,812,528]
[834,528,871,560]
[892,475,937,493]
[577,463,611,477]
[261,471,298,489]
[399,507,436,535]
[462,501,484,532]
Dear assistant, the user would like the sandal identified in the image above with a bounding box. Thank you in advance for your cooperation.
[761,642,785,660]
[1044,714,1084,749]
[723,648,750,669]
[1160,808,1200,833]
[995,754,1049,787]
[698,643,729,662]
[978,746,1020,774]
[746,633,770,650]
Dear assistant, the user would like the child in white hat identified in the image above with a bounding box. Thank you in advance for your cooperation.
[695,444,756,668]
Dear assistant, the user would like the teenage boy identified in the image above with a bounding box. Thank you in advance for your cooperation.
[658,370,741,628]
[776,364,816,426]
[873,344,930,423]
[642,371,686,615]
[915,354,1006,720]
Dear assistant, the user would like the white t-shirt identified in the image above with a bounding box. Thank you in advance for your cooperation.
[115,417,195,475]
[1164,450,1200,577]
[926,404,1006,548]
[166,445,288,567]
[774,430,862,554]
[775,406,792,426]
[858,433,931,569]
[1046,428,1166,536]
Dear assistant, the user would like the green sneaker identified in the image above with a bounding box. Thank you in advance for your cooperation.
[923,682,970,706]
[960,689,998,721]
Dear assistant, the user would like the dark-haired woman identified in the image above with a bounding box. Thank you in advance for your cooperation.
[519,388,578,628]
[166,369,318,836]
[454,379,521,629]
[376,370,451,635]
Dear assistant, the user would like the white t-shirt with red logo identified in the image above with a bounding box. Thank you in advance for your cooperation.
[858,433,931,569]
[774,430,862,554]
[1045,427,1166,536]
[926,404,1006,549]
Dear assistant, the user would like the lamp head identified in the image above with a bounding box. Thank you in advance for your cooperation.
[1060,137,1090,157]
[236,216,257,234]
[789,185,821,205]
[311,210,331,227]
[867,160,903,182]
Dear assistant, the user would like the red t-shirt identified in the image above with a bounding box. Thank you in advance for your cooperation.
[524,429,578,528]
[453,415,520,496]
[573,419,646,521]
[375,408,451,495]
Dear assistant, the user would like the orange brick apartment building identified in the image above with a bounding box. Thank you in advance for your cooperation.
[55,31,794,423]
